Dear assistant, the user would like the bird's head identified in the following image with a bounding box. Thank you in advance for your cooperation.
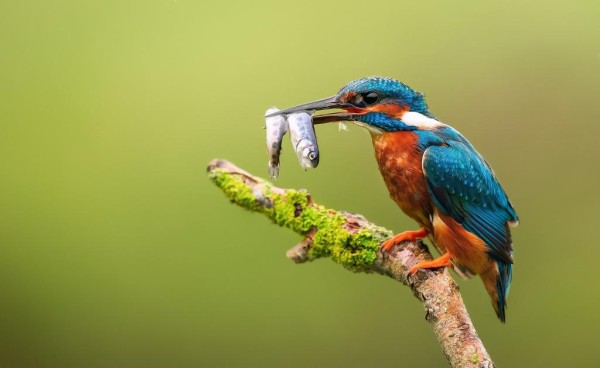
[268,77,437,133]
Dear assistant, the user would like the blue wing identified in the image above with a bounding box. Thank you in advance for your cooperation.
[422,141,518,264]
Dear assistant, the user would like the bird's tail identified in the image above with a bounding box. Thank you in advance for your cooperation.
[480,261,512,322]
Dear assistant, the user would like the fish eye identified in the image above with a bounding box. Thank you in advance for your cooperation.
[362,92,379,105]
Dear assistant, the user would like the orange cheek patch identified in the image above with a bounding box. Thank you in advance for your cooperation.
[345,106,367,114]
[342,103,408,117]
[370,103,409,118]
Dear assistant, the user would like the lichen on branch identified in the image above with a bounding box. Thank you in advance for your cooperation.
[208,160,391,271]
[207,159,495,368]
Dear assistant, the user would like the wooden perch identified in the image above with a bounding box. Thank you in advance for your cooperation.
[207,159,494,368]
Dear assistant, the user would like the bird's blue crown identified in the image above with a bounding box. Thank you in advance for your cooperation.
[337,77,431,116]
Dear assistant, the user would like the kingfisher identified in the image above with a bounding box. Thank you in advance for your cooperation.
[268,77,518,322]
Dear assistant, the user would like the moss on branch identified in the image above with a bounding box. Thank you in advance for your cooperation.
[207,159,495,368]
[208,162,391,272]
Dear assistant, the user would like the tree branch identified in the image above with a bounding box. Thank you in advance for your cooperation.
[207,159,494,368]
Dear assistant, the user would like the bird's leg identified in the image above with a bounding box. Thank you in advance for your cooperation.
[409,252,452,275]
[381,228,429,251]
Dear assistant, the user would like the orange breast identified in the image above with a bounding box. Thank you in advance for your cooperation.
[372,131,433,228]
[372,131,494,276]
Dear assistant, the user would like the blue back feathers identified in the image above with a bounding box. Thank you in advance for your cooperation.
[496,262,512,322]
[421,134,518,322]
[423,138,518,263]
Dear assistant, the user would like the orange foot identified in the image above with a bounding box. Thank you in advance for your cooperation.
[381,228,429,252]
[409,252,452,275]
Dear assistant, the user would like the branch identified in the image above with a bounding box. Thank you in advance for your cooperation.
[207,159,494,368]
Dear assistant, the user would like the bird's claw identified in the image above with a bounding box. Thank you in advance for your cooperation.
[380,228,429,252]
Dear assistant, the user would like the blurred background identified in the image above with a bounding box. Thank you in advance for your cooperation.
[1,0,599,367]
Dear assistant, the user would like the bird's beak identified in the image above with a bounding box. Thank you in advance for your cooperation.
[265,96,358,125]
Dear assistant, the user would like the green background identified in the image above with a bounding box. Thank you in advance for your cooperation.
[1,0,599,367]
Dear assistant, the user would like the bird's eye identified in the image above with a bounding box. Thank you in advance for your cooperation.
[362,92,379,105]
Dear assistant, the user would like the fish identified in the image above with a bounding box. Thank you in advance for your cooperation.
[265,107,288,179]
[287,112,319,170]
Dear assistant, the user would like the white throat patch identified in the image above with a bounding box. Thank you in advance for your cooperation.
[401,111,445,129]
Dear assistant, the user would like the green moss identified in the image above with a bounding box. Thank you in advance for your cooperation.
[209,167,394,272]
[208,168,267,214]
[472,354,479,364]
[272,189,312,231]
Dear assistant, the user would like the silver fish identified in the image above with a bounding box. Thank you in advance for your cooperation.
[265,107,288,179]
[287,112,319,170]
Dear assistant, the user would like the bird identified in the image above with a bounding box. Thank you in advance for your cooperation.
[268,77,519,322]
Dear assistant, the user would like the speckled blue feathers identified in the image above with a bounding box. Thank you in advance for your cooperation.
[337,77,431,116]
[423,140,518,263]
[422,139,518,321]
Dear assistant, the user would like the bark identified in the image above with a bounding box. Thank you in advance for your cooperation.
[207,159,494,368]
